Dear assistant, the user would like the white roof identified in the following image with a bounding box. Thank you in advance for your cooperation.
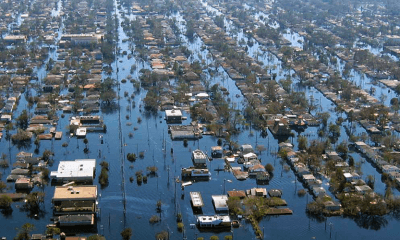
[196,93,209,98]
[243,152,257,158]
[212,195,229,211]
[192,149,207,160]
[313,186,326,193]
[190,192,203,207]
[343,173,353,178]
[51,159,96,180]
[303,174,316,180]
[241,144,254,150]
[198,215,230,224]
[165,109,182,117]
[382,165,399,170]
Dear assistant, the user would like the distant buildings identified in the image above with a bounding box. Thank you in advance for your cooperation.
[3,35,27,44]
[61,33,103,45]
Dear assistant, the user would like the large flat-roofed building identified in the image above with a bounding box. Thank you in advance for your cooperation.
[50,159,96,183]
[53,185,97,202]
[4,35,27,44]
[212,195,229,212]
[61,34,103,45]
[52,186,97,216]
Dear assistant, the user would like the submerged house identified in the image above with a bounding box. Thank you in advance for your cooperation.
[211,146,223,158]
[197,215,231,228]
[169,125,202,140]
[52,185,98,226]
[212,195,229,212]
[69,115,105,133]
[192,149,208,166]
[165,109,183,122]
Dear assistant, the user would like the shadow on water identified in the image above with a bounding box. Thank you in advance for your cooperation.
[306,210,326,223]
[353,215,388,231]
[100,103,119,114]
[59,224,98,235]
[1,208,13,218]
[20,207,47,220]
[13,140,32,150]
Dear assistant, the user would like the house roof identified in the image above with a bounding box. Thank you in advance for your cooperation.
[212,195,228,211]
[53,186,97,201]
[50,159,96,180]
[227,190,246,198]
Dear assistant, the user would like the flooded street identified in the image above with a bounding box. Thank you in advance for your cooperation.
[1,0,400,239]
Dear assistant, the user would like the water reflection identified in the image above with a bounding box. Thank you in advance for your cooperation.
[353,215,388,231]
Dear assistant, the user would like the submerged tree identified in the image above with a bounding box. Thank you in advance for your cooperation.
[100,77,117,105]
[16,110,29,129]
[15,223,35,240]
[121,228,132,240]
[23,192,45,214]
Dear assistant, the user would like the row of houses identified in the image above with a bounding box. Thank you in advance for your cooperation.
[355,141,400,186]
[282,145,342,212]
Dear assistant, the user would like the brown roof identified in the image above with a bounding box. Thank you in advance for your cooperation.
[53,186,97,202]
[227,190,246,198]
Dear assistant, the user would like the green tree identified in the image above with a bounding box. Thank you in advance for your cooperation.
[278,148,288,159]
[155,231,168,240]
[177,222,184,232]
[336,141,348,159]
[348,156,355,167]
[0,181,6,192]
[100,78,117,105]
[0,195,12,209]
[99,168,109,187]
[328,123,340,138]
[157,200,162,211]
[15,223,35,240]
[88,235,106,240]
[46,227,61,236]
[42,149,54,161]
[385,184,393,199]
[127,153,137,161]
[297,136,308,151]
[23,192,45,213]
[121,228,132,240]
[317,112,330,126]
[366,175,375,189]
[34,138,40,150]
[16,110,29,129]
[265,163,274,174]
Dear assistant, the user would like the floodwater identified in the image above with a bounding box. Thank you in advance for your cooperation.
[1,0,400,239]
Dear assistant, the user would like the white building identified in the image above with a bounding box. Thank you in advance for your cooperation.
[212,195,229,212]
[61,34,102,45]
[243,152,258,162]
[192,149,208,165]
[51,159,96,183]
[165,109,182,122]
[197,215,231,228]
[240,144,254,156]
[382,165,400,174]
